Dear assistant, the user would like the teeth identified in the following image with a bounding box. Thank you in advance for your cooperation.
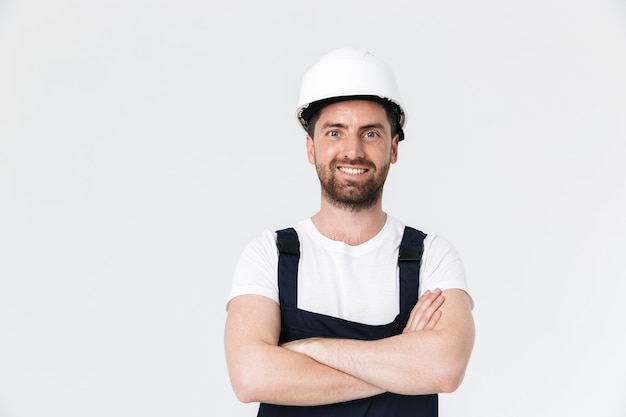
[339,167,366,175]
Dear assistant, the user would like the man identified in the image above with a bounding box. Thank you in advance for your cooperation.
[224,48,475,416]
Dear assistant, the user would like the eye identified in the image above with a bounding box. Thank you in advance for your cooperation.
[364,131,378,139]
[328,130,340,137]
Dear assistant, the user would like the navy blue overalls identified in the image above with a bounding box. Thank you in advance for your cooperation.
[257,226,438,417]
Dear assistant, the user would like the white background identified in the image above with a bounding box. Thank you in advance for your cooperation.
[1,0,625,416]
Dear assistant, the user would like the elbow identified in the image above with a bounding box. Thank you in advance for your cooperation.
[228,367,264,403]
[234,390,257,404]
[226,351,271,403]
[230,377,259,404]
[396,361,467,395]
[434,362,467,393]
[436,371,464,393]
[433,328,475,393]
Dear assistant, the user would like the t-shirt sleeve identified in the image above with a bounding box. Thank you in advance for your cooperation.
[226,230,279,311]
[420,233,474,308]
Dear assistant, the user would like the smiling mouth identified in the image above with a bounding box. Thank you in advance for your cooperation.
[338,167,367,175]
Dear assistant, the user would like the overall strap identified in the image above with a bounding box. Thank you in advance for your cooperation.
[275,228,300,309]
[276,226,425,314]
[398,226,426,316]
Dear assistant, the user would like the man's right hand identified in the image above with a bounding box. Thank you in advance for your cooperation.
[402,288,445,333]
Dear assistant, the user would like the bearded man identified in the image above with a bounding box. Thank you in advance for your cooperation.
[224,48,475,417]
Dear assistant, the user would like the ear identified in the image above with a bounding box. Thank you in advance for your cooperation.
[306,135,315,165]
[390,134,399,164]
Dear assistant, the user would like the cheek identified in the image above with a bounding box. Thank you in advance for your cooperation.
[309,143,334,165]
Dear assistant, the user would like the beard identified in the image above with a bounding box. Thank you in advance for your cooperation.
[315,156,391,212]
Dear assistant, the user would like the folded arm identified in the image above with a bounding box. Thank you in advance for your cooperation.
[224,294,384,406]
[224,289,448,405]
[282,289,475,395]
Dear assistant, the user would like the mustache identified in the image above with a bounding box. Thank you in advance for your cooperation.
[331,157,375,169]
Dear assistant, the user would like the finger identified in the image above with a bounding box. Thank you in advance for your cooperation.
[403,290,431,332]
[424,309,442,331]
[403,289,442,333]
[404,289,445,333]
[420,293,445,330]
[407,294,444,332]
[424,295,446,330]
[403,289,433,333]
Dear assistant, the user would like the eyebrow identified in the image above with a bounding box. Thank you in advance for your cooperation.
[360,123,387,131]
[320,122,347,130]
[320,122,387,131]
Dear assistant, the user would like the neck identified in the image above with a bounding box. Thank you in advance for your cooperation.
[311,198,387,246]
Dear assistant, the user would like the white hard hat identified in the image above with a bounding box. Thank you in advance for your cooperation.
[295,48,407,140]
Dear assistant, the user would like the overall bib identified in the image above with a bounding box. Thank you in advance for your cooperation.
[257,226,438,417]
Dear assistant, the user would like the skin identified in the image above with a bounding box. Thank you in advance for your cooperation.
[224,100,475,406]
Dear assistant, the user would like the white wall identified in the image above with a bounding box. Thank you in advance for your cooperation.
[1,0,625,416]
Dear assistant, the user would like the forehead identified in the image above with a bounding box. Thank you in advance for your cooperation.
[317,100,390,126]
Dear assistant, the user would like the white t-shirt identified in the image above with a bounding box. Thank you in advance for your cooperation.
[227,215,471,326]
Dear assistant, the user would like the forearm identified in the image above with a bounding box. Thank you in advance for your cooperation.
[283,289,475,395]
[285,331,463,395]
[225,295,384,406]
[228,342,384,405]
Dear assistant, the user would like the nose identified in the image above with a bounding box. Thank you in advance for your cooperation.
[341,131,365,160]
